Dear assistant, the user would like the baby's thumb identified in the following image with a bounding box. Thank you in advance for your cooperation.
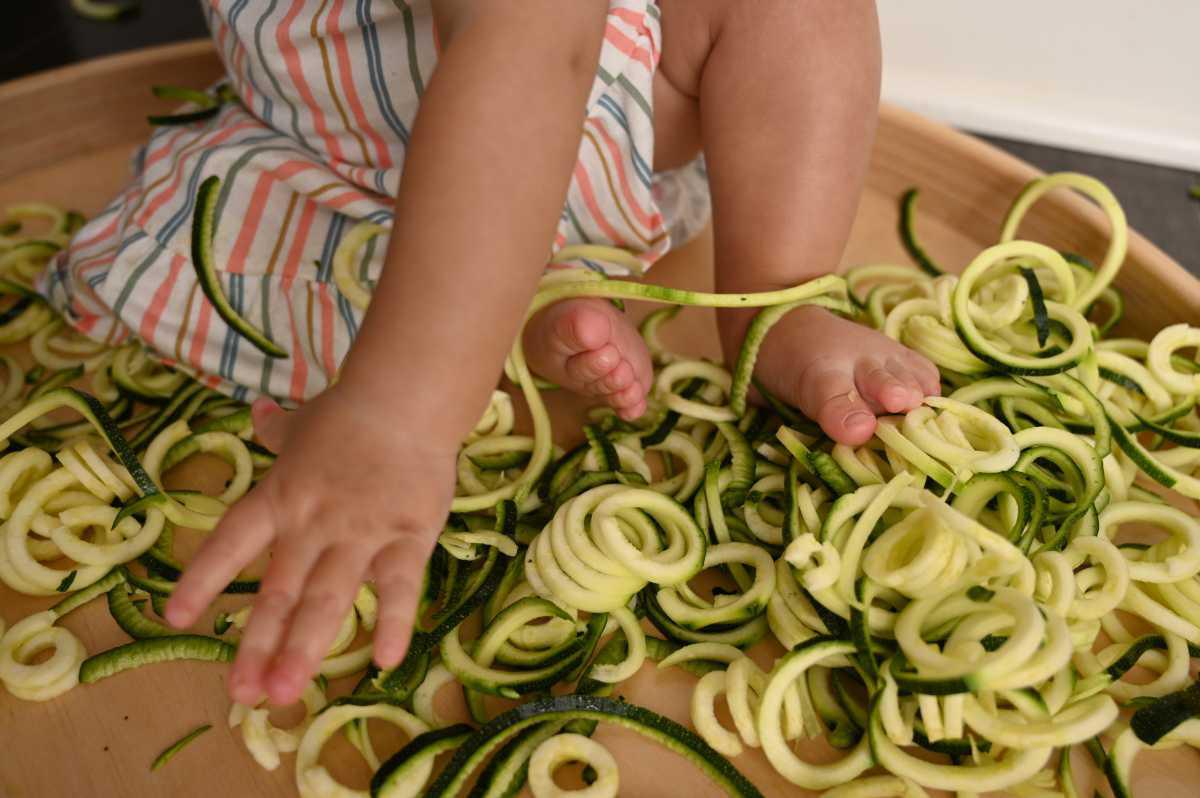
[251,397,292,453]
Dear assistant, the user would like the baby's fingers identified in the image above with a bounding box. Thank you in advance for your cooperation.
[371,538,428,669]
[227,540,322,705]
[264,545,372,705]
[165,492,274,629]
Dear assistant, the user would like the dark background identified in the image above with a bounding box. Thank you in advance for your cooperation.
[4,1,1198,274]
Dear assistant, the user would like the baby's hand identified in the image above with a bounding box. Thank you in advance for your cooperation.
[164,389,456,706]
[747,305,941,445]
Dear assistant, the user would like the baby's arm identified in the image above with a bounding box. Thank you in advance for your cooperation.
[699,1,939,443]
[166,1,609,707]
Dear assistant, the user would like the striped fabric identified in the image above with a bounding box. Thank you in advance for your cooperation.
[38,0,710,404]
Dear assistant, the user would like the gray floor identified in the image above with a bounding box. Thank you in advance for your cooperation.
[0,3,208,81]
[3,7,1198,273]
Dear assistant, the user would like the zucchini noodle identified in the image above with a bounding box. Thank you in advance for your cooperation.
[294,701,431,798]
[228,680,327,771]
[331,221,387,311]
[3,173,1200,798]
[412,662,458,728]
[0,610,86,700]
[527,732,620,798]
[524,483,705,612]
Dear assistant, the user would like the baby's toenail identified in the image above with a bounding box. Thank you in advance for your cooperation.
[844,410,873,429]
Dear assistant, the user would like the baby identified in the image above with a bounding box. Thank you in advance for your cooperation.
[46,1,937,707]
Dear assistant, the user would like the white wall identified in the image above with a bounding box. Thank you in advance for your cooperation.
[878,1,1200,169]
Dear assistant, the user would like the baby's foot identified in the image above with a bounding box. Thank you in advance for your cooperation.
[743,305,941,445]
[524,298,653,420]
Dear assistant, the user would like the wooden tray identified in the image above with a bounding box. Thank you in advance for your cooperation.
[1,40,1199,798]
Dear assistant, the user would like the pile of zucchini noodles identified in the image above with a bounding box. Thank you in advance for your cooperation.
[2,172,1200,798]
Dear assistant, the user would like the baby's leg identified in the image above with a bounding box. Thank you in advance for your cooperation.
[658,0,938,445]
[523,7,710,422]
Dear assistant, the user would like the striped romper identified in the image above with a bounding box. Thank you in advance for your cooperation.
[38,0,711,405]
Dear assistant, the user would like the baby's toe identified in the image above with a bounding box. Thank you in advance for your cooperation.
[887,358,929,403]
[564,344,622,391]
[892,355,926,398]
[800,368,877,446]
[615,321,654,393]
[550,301,613,356]
[856,358,923,415]
[615,399,647,422]
[608,381,647,420]
[904,352,941,397]
[592,359,635,394]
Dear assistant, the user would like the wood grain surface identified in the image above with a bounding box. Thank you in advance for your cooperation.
[0,41,1198,798]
